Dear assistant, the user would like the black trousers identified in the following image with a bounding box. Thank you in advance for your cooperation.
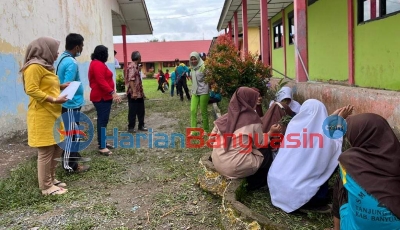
[176,77,191,101]
[157,82,165,93]
[128,96,145,129]
[61,107,82,172]
[246,147,274,191]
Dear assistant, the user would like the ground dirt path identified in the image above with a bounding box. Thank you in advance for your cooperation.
[0,96,221,230]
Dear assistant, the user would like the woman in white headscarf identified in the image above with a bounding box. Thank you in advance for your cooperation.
[267,99,353,213]
[269,86,302,114]
[189,52,210,133]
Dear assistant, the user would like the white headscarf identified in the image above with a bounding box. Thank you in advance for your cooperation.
[267,99,342,213]
[269,86,301,114]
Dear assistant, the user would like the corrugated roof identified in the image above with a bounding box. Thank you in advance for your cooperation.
[114,40,212,62]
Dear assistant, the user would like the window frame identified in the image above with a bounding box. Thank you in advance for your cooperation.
[287,11,295,45]
[308,0,319,6]
[358,0,400,24]
[273,19,283,49]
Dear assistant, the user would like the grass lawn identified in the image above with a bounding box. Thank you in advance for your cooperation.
[0,79,333,229]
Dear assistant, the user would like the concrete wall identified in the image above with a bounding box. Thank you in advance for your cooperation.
[307,0,348,82]
[270,13,284,76]
[248,27,261,56]
[0,0,120,138]
[270,78,400,133]
[284,4,295,79]
[353,0,400,90]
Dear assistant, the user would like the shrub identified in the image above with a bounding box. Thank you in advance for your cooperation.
[116,73,125,93]
[146,72,155,79]
[204,34,271,98]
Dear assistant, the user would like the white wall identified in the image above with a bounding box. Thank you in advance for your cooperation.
[0,0,121,138]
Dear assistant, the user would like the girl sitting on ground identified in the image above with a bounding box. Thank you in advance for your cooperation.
[269,86,302,114]
[268,99,353,213]
[329,113,400,230]
[210,87,282,191]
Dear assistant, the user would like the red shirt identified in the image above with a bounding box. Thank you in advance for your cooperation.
[165,73,170,81]
[88,60,115,102]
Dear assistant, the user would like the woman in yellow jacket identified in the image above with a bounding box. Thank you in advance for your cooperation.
[20,37,69,195]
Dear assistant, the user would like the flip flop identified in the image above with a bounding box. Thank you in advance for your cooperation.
[106,143,115,149]
[42,186,68,196]
[98,148,112,156]
[53,179,67,187]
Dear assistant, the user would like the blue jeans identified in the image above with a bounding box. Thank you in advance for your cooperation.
[170,80,175,96]
[93,99,112,148]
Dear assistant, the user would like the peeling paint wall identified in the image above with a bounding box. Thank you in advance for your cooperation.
[0,0,120,138]
[270,78,400,132]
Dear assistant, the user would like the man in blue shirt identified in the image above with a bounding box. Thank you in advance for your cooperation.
[55,33,89,173]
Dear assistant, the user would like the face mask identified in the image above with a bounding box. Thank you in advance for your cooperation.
[75,46,82,57]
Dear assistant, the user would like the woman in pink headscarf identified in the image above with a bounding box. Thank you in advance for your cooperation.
[211,87,281,190]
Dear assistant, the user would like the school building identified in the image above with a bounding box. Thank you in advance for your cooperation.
[217,0,400,131]
[0,0,152,138]
[114,40,212,75]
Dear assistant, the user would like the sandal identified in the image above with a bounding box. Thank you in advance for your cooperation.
[98,144,115,149]
[98,148,112,156]
[106,143,115,149]
[53,179,67,188]
[42,185,68,196]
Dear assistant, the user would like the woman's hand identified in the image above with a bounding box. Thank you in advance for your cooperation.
[60,82,70,90]
[269,124,282,134]
[55,95,69,104]
[330,105,354,119]
[112,92,121,103]
[338,105,354,119]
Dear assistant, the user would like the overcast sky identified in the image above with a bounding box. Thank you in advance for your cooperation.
[113,0,225,43]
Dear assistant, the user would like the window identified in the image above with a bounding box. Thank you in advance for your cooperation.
[273,20,283,49]
[288,11,295,45]
[308,0,319,6]
[358,0,400,23]
[163,61,175,67]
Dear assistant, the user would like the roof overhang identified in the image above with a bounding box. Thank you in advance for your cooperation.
[217,0,294,32]
[112,0,153,36]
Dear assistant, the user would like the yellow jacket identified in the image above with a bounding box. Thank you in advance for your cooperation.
[24,64,62,147]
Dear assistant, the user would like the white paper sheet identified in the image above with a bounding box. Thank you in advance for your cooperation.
[59,81,81,100]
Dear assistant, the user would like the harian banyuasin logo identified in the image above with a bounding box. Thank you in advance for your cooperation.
[53,111,94,152]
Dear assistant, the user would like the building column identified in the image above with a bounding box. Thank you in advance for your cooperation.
[122,25,128,77]
[225,28,227,35]
[294,0,308,82]
[348,0,355,85]
[242,0,248,54]
[282,9,287,76]
[269,20,272,67]
[234,11,239,49]
[260,0,270,66]
[228,21,233,40]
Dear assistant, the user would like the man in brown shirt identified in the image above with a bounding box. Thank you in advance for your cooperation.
[126,51,147,133]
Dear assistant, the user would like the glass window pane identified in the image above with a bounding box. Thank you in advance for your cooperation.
[364,0,371,21]
[386,0,400,14]
[280,25,284,35]
[376,0,380,16]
